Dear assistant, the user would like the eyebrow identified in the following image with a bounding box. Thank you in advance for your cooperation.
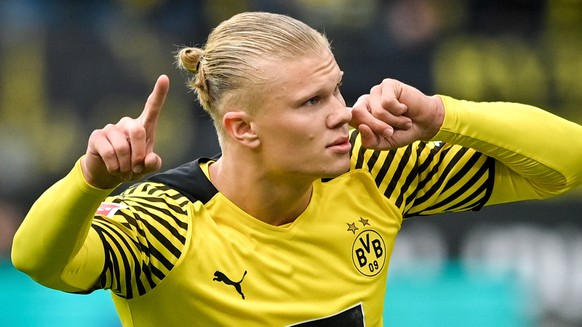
[321,71,343,95]
[301,70,344,99]
[280,56,343,105]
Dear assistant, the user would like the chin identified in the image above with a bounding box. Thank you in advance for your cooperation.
[320,171,346,180]
[320,162,351,179]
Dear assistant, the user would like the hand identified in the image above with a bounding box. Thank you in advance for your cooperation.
[81,75,170,189]
[349,78,444,150]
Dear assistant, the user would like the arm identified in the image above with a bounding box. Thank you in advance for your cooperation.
[434,96,582,203]
[11,75,170,291]
[11,160,113,291]
[350,79,582,203]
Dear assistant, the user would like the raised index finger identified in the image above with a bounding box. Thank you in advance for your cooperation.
[139,74,170,127]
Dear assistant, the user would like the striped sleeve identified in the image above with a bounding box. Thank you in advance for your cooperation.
[91,182,190,299]
[349,130,494,218]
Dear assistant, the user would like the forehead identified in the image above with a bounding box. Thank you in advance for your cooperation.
[260,50,341,98]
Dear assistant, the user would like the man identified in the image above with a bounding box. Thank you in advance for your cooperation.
[12,12,582,326]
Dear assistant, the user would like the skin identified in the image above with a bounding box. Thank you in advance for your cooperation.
[81,50,445,226]
[211,50,352,225]
[351,78,445,150]
[82,74,169,189]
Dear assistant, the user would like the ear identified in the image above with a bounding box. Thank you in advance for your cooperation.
[223,111,260,148]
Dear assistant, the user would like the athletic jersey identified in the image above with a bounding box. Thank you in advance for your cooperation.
[91,135,492,326]
[13,96,582,326]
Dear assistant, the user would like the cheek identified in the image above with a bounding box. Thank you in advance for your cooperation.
[276,129,312,150]
[262,122,316,153]
[256,110,323,146]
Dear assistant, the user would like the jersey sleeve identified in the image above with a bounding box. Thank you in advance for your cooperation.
[349,131,494,218]
[435,96,582,204]
[349,95,582,218]
[91,182,191,299]
[11,157,192,298]
[11,159,114,292]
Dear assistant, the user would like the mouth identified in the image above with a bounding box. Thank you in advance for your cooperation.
[326,135,351,153]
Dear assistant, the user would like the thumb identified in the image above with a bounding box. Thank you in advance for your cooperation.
[358,124,377,148]
[141,152,163,175]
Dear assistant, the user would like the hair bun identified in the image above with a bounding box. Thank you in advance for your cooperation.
[176,47,204,74]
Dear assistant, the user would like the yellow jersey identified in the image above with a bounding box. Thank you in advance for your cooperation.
[14,96,582,326]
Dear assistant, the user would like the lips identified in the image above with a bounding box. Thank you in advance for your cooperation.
[328,135,349,147]
[327,135,351,153]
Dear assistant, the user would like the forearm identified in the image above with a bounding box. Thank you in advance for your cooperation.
[433,96,582,204]
[11,158,115,289]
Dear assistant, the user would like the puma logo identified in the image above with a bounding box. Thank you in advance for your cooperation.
[213,270,247,300]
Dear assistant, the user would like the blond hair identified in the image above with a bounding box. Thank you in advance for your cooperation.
[176,12,331,140]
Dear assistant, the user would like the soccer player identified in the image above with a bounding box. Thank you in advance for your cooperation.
[11,12,582,326]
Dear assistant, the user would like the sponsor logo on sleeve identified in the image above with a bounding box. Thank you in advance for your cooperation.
[96,202,128,218]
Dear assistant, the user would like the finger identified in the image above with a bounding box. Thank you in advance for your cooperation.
[87,129,119,174]
[88,126,124,175]
[369,84,412,130]
[377,81,409,115]
[138,74,170,129]
[125,122,147,174]
[351,96,394,139]
[102,124,133,174]
[357,124,379,149]
[123,152,162,181]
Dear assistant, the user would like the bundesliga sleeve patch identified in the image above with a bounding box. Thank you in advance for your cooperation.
[96,202,129,218]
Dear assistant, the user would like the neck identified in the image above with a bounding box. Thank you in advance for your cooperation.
[209,155,314,226]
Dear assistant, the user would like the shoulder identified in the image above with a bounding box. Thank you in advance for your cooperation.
[100,157,219,222]
[144,157,219,204]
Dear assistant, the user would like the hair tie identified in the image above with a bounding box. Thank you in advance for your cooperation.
[196,56,204,73]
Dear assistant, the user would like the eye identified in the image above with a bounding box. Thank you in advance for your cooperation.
[304,96,321,106]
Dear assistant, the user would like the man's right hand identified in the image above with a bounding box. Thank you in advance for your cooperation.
[81,75,170,189]
[350,78,444,150]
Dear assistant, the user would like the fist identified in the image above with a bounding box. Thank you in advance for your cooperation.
[350,78,444,150]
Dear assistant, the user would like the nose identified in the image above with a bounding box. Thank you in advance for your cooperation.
[327,95,351,129]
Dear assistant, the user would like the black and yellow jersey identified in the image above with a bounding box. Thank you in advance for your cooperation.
[13,96,582,326]
[91,120,496,325]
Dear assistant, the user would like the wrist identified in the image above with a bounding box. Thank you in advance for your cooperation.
[422,95,445,140]
[80,156,121,190]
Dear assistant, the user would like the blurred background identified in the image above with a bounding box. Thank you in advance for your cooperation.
[1,0,582,326]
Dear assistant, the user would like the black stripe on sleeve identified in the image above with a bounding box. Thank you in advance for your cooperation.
[133,213,182,261]
[130,199,188,241]
[367,150,381,172]
[403,146,454,207]
[440,151,482,194]
[473,156,495,210]
[92,220,140,298]
[382,145,413,199]
[350,131,367,170]
[421,158,490,212]
[374,150,396,185]
[413,147,470,205]
[394,146,422,209]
